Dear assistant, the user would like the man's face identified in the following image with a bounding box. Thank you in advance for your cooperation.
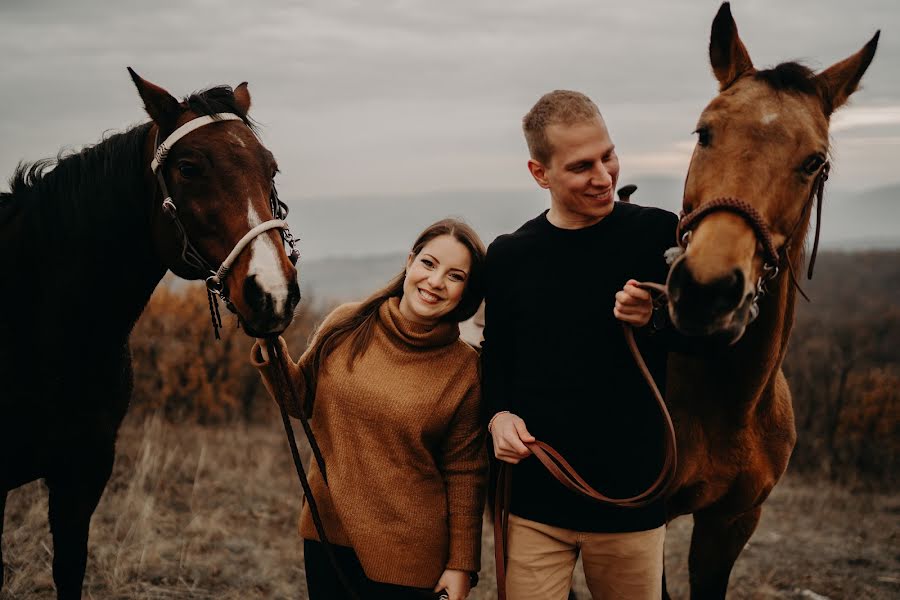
[530,117,620,227]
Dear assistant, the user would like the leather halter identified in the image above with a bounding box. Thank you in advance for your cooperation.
[150,112,300,337]
[675,163,830,305]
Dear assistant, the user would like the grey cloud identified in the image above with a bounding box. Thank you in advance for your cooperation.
[1,0,897,204]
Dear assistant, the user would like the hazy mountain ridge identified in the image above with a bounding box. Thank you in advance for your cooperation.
[285,179,899,263]
[161,180,898,301]
[299,248,900,304]
[300,252,406,305]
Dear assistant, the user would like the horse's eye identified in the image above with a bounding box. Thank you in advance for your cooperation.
[802,154,825,176]
[178,163,202,178]
[695,127,711,148]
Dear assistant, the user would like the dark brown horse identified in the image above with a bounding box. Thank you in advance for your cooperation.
[0,70,300,599]
[663,3,878,597]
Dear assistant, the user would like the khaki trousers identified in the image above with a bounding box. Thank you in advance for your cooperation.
[505,514,665,600]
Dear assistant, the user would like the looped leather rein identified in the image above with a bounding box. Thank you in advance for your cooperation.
[493,281,676,600]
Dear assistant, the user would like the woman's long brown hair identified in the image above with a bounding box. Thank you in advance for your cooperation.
[302,218,486,393]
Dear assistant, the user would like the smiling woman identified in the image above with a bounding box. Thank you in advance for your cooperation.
[250,218,487,600]
[400,235,474,324]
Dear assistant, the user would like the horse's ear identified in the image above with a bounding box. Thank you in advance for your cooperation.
[709,2,754,90]
[815,31,880,116]
[234,82,252,116]
[127,67,180,129]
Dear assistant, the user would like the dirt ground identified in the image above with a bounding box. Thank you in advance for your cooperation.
[2,417,897,599]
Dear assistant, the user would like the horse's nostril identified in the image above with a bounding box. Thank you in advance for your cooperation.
[671,263,745,320]
[243,274,271,315]
[288,280,301,310]
[711,269,744,312]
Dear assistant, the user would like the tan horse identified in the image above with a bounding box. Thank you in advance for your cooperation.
[663,3,878,598]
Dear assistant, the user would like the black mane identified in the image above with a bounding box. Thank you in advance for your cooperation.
[6,122,153,240]
[4,85,252,236]
[184,85,257,133]
[754,61,821,96]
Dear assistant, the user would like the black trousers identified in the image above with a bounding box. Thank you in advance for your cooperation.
[303,539,440,600]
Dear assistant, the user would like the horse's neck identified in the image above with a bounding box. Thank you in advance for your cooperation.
[712,246,803,415]
[44,128,167,343]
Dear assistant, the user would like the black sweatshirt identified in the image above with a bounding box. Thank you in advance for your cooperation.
[482,202,678,532]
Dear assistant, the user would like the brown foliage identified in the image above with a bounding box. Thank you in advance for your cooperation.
[128,251,900,485]
[783,251,900,485]
[129,280,327,424]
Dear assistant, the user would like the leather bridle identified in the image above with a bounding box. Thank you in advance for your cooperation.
[149,113,300,338]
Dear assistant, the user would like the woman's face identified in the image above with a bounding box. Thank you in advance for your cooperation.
[399,234,471,325]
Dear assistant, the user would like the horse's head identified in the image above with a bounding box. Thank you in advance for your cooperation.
[128,69,300,336]
[667,2,878,343]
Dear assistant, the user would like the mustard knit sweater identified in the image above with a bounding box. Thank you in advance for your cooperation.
[251,297,487,588]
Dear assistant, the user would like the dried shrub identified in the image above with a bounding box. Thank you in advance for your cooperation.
[129,282,327,424]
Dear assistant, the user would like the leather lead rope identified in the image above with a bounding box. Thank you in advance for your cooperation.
[493,282,677,600]
[263,337,360,600]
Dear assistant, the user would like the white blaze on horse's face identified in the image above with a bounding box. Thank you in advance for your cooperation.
[246,200,292,318]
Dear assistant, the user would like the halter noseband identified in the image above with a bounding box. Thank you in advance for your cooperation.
[674,162,829,316]
[150,112,300,338]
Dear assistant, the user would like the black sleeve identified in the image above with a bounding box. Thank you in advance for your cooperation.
[480,238,515,420]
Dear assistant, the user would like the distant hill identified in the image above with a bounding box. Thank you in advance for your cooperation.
[300,252,406,306]
[298,248,900,304]
[286,188,549,262]
[161,180,898,301]
[821,183,900,249]
[283,179,898,262]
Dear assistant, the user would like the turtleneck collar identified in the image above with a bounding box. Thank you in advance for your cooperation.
[378,296,460,349]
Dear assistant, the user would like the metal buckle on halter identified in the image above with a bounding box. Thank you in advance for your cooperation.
[763,262,779,280]
[282,229,300,265]
[680,230,692,247]
[205,275,224,295]
[749,275,766,323]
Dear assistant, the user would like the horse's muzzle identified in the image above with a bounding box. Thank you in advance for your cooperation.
[667,259,751,343]
[241,275,301,335]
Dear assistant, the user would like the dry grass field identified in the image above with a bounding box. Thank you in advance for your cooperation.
[2,416,897,599]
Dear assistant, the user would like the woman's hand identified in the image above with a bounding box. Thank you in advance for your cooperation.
[434,568,471,600]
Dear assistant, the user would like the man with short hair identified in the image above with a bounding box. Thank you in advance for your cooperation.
[483,90,676,599]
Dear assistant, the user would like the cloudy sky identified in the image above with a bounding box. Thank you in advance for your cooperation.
[2,0,897,257]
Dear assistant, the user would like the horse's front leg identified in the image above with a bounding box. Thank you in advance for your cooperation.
[688,505,761,600]
[46,443,114,600]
